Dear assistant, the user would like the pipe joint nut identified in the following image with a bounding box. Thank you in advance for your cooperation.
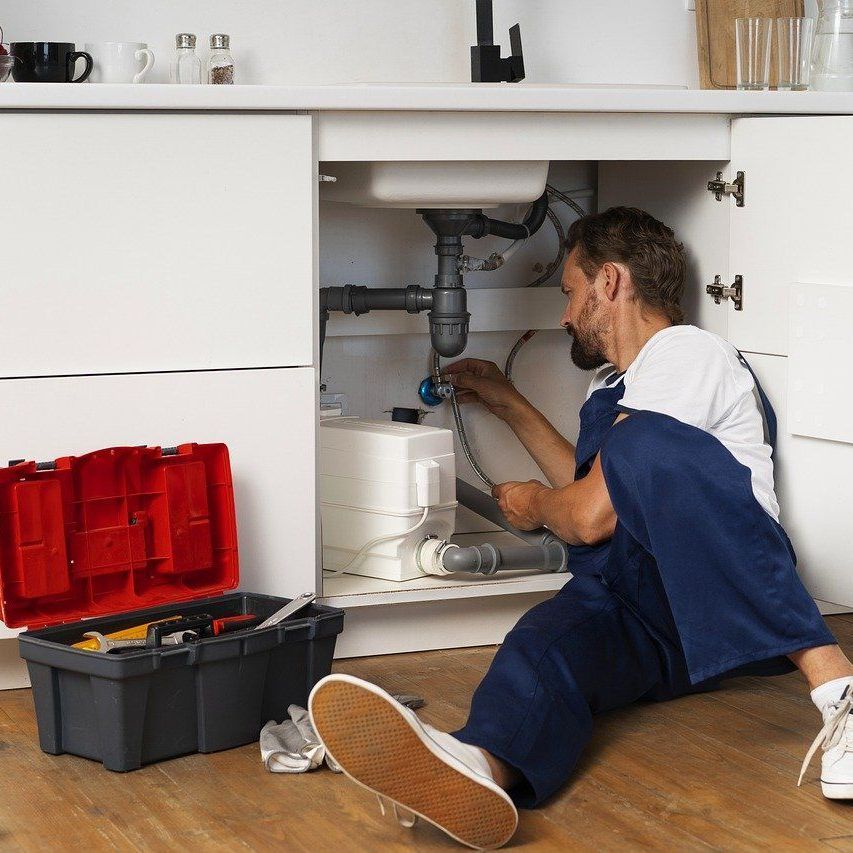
[415,537,458,576]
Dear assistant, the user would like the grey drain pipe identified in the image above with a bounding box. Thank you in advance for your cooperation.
[441,541,567,575]
[455,478,566,550]
[417,478,569,577]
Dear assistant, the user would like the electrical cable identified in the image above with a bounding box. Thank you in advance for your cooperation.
[326,505,430,576]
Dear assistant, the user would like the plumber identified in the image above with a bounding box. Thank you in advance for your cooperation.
[309,206,853,850]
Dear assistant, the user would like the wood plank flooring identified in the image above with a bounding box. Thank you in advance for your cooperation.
[0,615,851,851]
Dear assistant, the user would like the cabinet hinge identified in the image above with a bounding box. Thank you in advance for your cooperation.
[707,275,743,310]
[707,171,745,207]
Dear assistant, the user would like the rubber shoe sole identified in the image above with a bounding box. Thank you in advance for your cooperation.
[309,674,518,850]
[822,779,853,799]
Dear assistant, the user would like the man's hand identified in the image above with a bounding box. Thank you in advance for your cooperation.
[492,479,549,530]
[443,358,530,423]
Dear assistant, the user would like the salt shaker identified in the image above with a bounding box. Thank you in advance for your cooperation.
[171,33,201,84]
[208,34,234,84]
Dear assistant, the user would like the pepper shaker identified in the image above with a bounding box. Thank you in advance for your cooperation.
[208,34,234,84]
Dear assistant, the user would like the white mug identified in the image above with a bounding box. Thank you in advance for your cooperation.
[85,42,155,83]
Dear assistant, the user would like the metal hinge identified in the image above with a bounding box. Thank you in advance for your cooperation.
[707,275,743,310]
[707,171,745,207]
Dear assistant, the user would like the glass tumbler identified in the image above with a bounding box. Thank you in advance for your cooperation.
[736,17,773,90]
[777,17,815,90]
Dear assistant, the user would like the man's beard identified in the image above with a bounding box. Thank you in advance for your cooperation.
[566,292,607,370]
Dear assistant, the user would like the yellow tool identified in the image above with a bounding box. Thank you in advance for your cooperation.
[72,616,181,651]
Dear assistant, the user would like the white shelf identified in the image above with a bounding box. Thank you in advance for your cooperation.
[320,532,572,608]
[2,82,853,114]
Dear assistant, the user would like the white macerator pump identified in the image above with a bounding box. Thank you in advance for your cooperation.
[319,416,568,582]
[320,417,457,582]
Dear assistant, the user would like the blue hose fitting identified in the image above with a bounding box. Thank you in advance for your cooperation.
[418,376,445,407]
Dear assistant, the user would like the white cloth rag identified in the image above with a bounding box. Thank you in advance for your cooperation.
[260,704,336,773]
[260,694,424,774]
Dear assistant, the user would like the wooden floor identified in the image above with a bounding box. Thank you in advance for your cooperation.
[1,616,852,851]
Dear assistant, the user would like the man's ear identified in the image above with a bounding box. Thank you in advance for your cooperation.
[601,261,621,302]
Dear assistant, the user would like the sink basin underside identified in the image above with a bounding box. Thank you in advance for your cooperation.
[319,160,550,208]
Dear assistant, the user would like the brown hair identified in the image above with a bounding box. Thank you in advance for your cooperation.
[565,207,686,324]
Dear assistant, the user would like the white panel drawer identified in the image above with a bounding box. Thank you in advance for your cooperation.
[0,368,318,597]
[0,112,315,376]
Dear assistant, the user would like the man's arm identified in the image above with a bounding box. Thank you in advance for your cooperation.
[445,358,576,488]
[491,413,628,545]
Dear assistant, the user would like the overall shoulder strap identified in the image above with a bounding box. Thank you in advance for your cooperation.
[738,353,777,455]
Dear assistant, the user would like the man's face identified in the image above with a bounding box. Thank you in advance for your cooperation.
[560,248,608,370]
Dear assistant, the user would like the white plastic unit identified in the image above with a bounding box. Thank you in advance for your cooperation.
[319,417,457,581]
[319,160,549,208]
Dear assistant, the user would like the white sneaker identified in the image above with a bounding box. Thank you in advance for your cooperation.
[799,683,853,799]
[308,674,518,850]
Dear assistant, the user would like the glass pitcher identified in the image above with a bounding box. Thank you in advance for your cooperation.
[813,0,853,89]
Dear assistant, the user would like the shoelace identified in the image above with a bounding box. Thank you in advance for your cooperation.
[798,689,853,786]
[376,795,418,828]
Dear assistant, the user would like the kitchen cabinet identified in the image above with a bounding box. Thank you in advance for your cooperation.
[0,112,314,377]
[1,88,852,679]
[0,367,318,602]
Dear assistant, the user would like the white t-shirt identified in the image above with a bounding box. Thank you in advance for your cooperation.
[587,325,780,521]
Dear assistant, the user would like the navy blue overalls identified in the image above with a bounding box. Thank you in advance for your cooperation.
[454,361,836,807]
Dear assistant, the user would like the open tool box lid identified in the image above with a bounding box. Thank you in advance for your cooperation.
[0,443,239,629]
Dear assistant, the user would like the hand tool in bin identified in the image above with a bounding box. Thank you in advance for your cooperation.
[72,616,181,651]
[255,592,316,630]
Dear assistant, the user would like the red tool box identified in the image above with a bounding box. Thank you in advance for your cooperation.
[0,443,239,629]
[6,443,343,771]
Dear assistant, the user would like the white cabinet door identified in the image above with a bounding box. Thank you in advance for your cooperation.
[729,117,853,608]
[729,117,853,356]
[0,112,315,376]
[0,367,318,597]
[746,354,853,608]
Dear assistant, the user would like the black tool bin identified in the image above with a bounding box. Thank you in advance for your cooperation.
[18,592,344,772]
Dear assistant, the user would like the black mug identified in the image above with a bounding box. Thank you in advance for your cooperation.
[10,42,93,83]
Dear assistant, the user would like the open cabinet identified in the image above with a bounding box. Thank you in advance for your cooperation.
[317,165,594,654]
[321,115,853,659]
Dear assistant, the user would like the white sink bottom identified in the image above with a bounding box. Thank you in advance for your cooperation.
[320,159,549,208]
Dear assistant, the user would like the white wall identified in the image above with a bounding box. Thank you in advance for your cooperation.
[493,0,699,88]
[3,0,699,86]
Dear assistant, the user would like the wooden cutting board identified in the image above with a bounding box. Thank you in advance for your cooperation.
[696,0,806,88]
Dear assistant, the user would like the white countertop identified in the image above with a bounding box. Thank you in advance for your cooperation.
[3,82,853,114]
